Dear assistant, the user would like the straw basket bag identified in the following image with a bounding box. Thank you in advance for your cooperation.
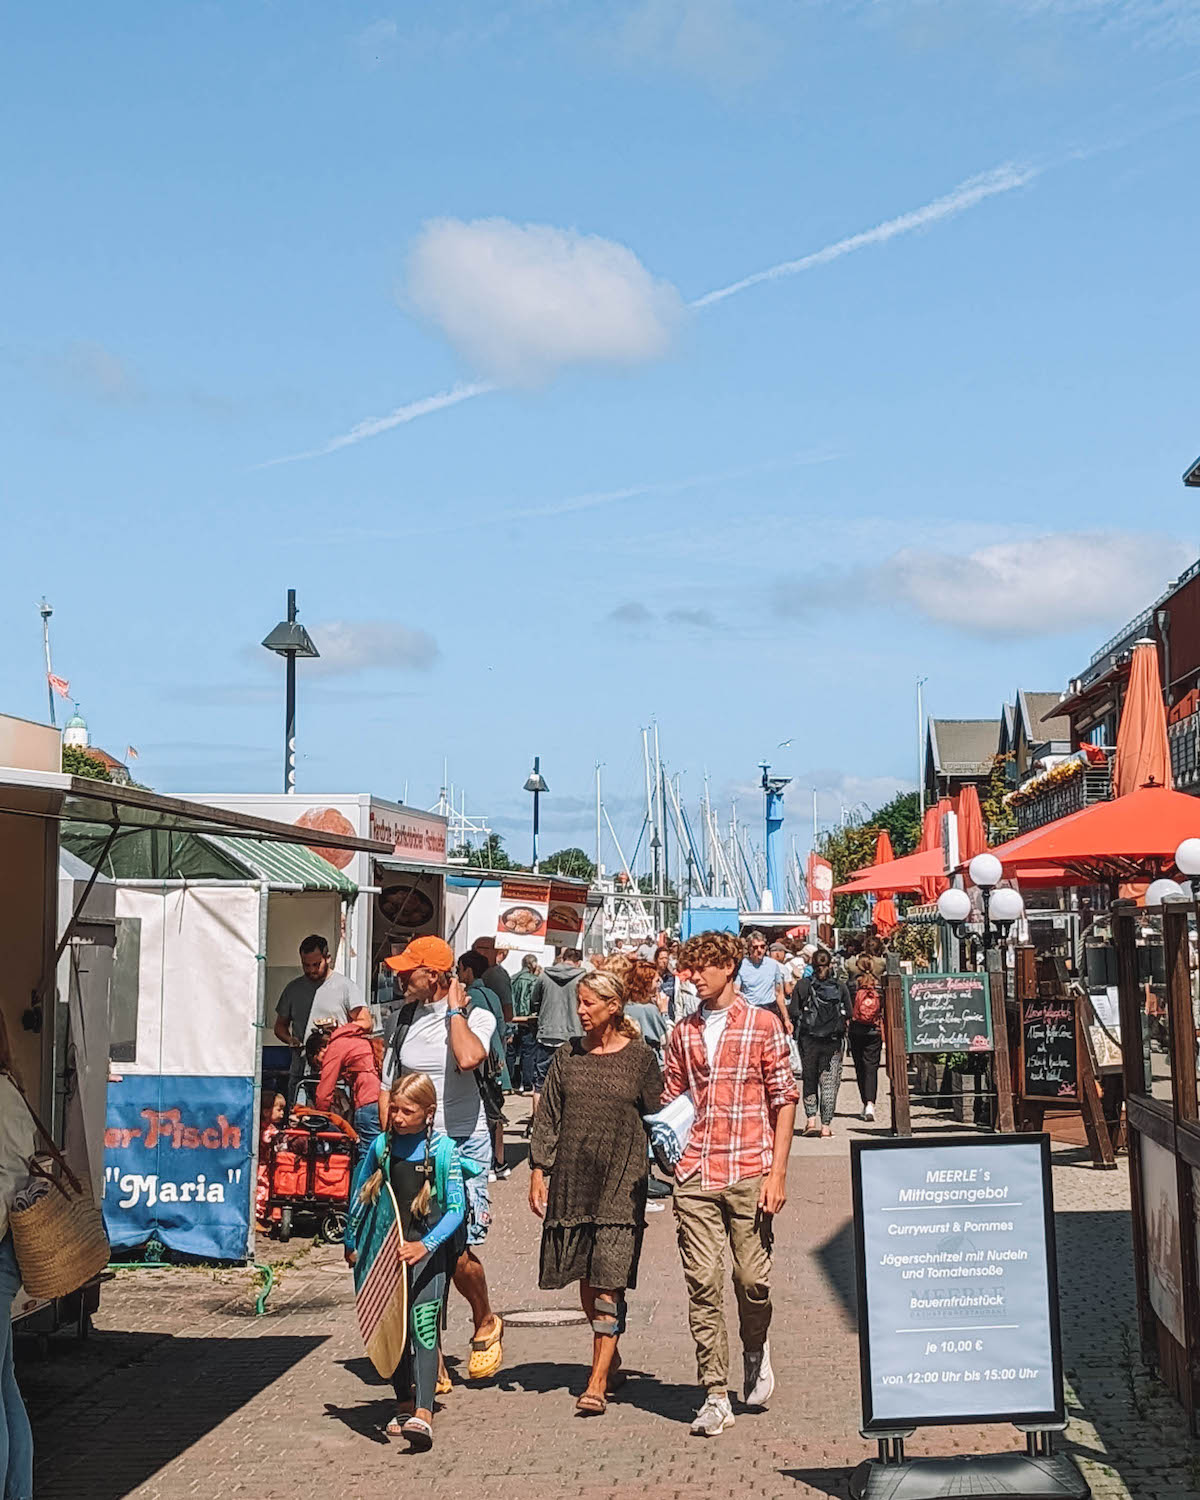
[5,1075,109,1299]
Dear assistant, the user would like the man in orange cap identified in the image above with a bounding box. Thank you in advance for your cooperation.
[379,936,504,1382]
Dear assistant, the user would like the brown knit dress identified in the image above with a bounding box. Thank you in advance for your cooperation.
[529,1036,663,1291]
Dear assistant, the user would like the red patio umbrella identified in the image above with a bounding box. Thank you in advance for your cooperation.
[917,799,951,902]
[871,830,899,937]
[1114,639,1173,796]
[975,782,1200,885]
[955,784,987,866]
[833,844,947,895]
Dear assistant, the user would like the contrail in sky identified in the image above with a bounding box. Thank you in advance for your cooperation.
[257,380,494,468]
[393,450,839,538]
[690,163,1038,308]
[262,163,1035,465]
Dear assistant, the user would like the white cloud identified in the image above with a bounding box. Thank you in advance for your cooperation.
[693,163,1038,308]
[616,0,771,89]
[262,159,1039,463]
[407,218,684,385]
[307,621,439,675]
[884,531,1193,638]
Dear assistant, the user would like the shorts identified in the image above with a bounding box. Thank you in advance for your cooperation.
[454,1126,492,1248]
[529,1040,559,1092]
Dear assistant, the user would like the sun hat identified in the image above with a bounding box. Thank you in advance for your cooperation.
[383,935,454,974]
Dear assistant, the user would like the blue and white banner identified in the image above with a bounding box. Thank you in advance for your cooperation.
[103,1075,254,1260]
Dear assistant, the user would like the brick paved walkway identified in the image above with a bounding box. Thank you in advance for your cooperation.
[19,1086,1200,1499]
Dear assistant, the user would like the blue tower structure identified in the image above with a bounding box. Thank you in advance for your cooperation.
[760,762,792,911]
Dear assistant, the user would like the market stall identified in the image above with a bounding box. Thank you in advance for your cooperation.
[0,747,390,1293]
[60,828,359,1260]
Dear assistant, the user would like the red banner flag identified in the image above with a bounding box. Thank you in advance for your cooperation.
[48,674,70,699]
[806,853,833,918]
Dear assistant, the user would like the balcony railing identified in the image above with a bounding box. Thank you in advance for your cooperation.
[1169,711,1200,792]
[1013,761,1112,834]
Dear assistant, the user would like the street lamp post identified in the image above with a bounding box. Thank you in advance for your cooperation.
[262,588,319,794]
[939,864,1024,967]
[524,757,549,873]
[968,852,1004,951]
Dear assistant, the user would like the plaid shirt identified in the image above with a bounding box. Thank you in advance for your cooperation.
[663,996,798,1191]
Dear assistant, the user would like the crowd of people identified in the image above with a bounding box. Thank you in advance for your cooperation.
[260,921,894,1452]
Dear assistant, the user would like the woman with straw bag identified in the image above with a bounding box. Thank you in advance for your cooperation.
[0,1017,39,1500]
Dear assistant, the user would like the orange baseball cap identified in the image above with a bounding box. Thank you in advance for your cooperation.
[383,935,454,974]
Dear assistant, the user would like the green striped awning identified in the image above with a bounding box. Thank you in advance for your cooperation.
[201,834,357,895]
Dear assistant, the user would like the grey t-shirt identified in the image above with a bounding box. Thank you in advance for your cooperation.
[276,971,355,1041]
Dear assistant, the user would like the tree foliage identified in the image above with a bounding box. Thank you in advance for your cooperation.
[814,788,921,929]
[540,847,597,881]
[62,745,112,781]
[979,754,1016,845]
[870,790,921,856]
[447,833,600,881]
[448,831,528,871]
[890,921,938,968]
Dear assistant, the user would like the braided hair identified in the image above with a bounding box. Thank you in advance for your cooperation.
[355,1070,439,1216]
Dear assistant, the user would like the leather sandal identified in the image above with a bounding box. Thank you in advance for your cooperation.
[576,1391,607,1415]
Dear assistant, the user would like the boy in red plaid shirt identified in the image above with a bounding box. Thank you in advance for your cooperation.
[663,930,798,1437]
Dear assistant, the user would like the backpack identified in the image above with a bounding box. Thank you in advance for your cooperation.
[800,978,844,1039]
[852,974,883,1026]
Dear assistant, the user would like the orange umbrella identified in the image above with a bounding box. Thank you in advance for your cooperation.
[1114,639,1172,796]
[955,784,987,865]
[972,782,1199,884]
[834,845,946,895]
[871,830,899,937]
[916,800,951,902]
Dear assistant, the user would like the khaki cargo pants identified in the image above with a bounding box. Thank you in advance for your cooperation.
[673,1172,773,1393]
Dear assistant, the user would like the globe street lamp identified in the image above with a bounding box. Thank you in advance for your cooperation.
[262,588,319,794]
[524,757,549,873]
[1173,837,1200,899]
[936,886,972,928]
[988,885,1025,943]
[1145,877,1188,908]
[968,852,1003,951]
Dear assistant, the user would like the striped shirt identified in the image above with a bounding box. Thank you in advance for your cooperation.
[662,995,798,1191]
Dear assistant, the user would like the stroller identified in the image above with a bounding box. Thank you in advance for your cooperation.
[266,1106,359,1243]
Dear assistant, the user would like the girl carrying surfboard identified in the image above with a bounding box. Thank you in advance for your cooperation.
[345,1072,485,1450]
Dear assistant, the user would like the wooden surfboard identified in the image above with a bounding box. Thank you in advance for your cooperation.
[353,1179,408,1378]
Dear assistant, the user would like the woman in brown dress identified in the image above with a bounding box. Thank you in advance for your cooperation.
[528,968,662,1414]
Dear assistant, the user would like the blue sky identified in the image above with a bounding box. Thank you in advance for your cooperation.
[3,1,1199,868]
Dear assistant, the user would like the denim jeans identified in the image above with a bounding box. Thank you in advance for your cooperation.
[353,1102,382,1163]
[0,1235,33,1500]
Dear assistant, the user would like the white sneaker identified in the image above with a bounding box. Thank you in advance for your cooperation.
[690,1392,735,1436]
[743,1342,775,1408]
[863,1102,875,1121]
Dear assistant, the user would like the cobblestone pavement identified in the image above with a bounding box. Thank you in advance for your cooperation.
[18,1086,1200,1499]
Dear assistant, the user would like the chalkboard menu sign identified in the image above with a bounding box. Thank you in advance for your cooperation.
[852,1134,1065,1433]
[903,972,992,1054]
[1020,996,1077,1100]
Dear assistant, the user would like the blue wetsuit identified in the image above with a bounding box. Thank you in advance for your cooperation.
[347,1129,468,1412]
